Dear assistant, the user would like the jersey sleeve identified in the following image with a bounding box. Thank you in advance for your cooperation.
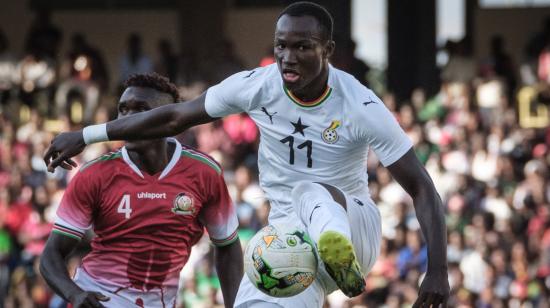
[204,69,260,118]
[53,169,99,240]
[359,90,413,167]
[200,171,239,247]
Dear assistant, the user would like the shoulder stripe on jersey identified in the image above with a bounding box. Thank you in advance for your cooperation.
[52,224,84,240]
[284,85,332,108]
[180,149,222,175]
[80,151,122,172]
[211,230,239,247]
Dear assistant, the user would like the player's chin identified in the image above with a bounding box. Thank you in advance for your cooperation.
[283,80,304,92]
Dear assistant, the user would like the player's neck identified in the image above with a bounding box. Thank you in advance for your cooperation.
[127,140,175,176]
[291,65,329,102]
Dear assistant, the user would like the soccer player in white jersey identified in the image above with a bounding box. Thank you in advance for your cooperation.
[44,2,450,307]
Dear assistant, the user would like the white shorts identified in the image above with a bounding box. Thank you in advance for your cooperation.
[235,190,382,308]
[73,267,177,308]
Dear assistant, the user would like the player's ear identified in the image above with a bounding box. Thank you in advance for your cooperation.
[324,40,335,59]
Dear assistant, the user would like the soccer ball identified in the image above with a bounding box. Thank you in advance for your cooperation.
[244,224,318,297]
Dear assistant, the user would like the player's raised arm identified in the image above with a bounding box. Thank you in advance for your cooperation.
[359,90,449,306]
[386,149,449,307]
[44,92,214,172]
[40,233,110,308]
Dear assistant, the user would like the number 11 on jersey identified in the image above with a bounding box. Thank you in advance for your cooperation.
[280,136,313,168]
[118,194,132,219]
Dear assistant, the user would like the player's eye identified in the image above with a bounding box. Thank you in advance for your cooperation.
[275,43,285,50]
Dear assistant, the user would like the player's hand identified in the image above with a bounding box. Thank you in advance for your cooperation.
[70,291,110,308]
[412,271,449,308]
[44,131,85,172]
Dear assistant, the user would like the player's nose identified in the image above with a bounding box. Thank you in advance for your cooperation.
[282,49,298,65]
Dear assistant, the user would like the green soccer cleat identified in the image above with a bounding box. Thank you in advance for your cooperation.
[317,231,365,297]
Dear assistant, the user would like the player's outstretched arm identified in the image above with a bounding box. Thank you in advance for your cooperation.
[44,93,215,172]
[40,233,110,308]
[386,148,449,308]
[214,240,243,308]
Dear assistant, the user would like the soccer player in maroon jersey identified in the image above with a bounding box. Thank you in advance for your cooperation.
[39,73,243,308]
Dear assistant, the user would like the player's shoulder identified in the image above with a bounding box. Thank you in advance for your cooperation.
[79,150,124,174]
[330,66,364,88]
[222,64,278,86]
[178,144,223,176]
[330,66,380,111]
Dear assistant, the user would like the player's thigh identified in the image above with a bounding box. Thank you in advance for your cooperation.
[344,194,382,274]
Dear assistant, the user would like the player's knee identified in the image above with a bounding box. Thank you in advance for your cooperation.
[291,181,331,208]
[314,182,347,210]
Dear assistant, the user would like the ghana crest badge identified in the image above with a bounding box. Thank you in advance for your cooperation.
[172,193,195,215]
[322,120,341,144]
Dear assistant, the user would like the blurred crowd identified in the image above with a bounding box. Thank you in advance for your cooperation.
[0,10,549,308]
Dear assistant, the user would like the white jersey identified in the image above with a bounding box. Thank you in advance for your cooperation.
[205,64,412,222]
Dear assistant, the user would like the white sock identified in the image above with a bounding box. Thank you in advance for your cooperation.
[291,181,351,244]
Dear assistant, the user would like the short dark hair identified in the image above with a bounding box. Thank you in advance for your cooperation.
[123,73,180,102]
[278,1,333,41]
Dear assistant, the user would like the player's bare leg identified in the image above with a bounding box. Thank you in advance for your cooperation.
[291,181,365,297]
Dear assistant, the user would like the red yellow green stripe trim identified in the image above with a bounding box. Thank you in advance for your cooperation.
[211,230,239,247]
[284,86,332,108]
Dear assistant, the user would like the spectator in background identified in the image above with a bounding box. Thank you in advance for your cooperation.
[176,47,201,87]
[119,33,153,86]
[396,229,427,279]
[55,34,109,124]
[481,35,517,102]
[206,39,245,84]
[17,186,52,264]
[16,55,56,113]
[441,39,477,85]
[0,188,12,306]
[0,29,17,106]
[259,45,275,67]
[16,10,61,114]
[331,38,370,86]
[524,16,550,84]
[222,113,258,168]
[155,39,178,82]
[24,10,62,61]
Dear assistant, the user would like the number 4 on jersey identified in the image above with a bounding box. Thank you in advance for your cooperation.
[117,194,132,219]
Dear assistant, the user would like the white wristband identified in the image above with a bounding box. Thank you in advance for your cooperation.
[82,123,109,145]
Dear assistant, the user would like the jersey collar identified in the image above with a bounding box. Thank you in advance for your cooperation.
[284,85,332,108]
[282,64,335,108]
[121,138,182,180]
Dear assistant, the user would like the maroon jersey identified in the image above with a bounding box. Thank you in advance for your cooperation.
[53,139,238,305]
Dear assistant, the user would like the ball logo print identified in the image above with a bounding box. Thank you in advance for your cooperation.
[286,236,298,246]
[322,120,341,144]
[171,193,195,215]
[244,224,318,297]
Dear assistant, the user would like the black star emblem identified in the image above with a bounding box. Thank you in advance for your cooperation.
[291,117,309,136]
